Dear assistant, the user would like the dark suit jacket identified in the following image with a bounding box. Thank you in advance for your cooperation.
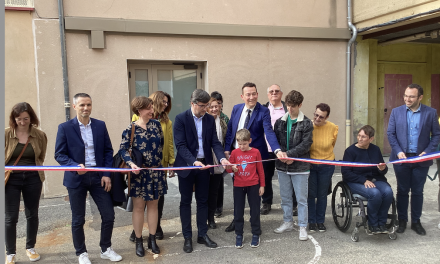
[387,104,440,167]
[224,102,280,160]
[173,109,226,178]
[55,117,114,188]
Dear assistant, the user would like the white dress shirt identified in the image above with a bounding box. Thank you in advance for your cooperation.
[234,105,255,149]
[79,119,96,167]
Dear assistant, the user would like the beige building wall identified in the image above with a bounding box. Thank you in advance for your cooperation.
[5,10,38,127]
[64,0,347,28]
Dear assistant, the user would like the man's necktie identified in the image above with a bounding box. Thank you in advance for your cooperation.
[244,109,251,129]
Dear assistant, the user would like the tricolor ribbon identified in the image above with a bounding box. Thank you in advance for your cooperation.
[5,151,440,172]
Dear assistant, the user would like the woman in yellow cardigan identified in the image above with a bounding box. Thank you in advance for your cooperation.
[131,91,174,240]
[307,103,338,233]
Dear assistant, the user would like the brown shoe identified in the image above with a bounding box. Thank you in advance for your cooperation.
[26,248,41,262]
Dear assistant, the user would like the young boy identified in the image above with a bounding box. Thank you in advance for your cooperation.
[227,129,265,248]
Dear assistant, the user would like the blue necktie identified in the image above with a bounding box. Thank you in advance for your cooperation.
[244,109,251,129]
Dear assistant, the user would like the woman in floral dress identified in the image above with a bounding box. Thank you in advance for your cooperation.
[119,96,167,256]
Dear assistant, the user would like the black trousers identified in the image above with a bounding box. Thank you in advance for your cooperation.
[263,152,297,207]
[208,173,224,221]
[216,176,224,210]
[178,169,210,238]
[234,184,261,236]
[5,171,43,255]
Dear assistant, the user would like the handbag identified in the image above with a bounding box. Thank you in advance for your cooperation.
[5,138,30,186]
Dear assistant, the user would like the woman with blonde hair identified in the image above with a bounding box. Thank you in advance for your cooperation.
[5,102,47,264]
[131,91,174,241]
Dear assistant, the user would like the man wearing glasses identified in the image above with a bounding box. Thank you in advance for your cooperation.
[173,89,231,253]
[387,83,440,235]
[261,85,298,215]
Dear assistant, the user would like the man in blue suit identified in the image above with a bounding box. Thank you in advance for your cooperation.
[223,82,287,231]
[55,93,122,264]
[173,89,231,253]
[387,84,440,235]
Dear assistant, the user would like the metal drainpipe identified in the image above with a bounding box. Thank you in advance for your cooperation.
[346,0,357,148]
[58,0,70,121]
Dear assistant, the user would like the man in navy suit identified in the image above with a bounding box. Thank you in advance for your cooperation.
[223,82,287,231]
[173,89,231,253]
[387,84,440,235]
[55,93,122,264]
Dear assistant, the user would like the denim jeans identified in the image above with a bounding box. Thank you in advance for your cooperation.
[233,184,261,236]
[5,172,42,255]
[308,164,335,224]
[393,164,429,222]
[67,172,115,255]
[347,181,393,227]
[277,171,308,226]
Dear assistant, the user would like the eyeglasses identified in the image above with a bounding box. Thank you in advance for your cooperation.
[314,113,326,120]
[163,100,169,105]
[403,95,418,99]
[194,103,209,109]
[268,90,281,94]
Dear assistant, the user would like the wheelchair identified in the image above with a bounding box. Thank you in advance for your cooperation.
[331,181,398,242]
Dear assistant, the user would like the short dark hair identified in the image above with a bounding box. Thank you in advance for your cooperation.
[359,125,375,138]
[131,96,153,116]
[407,83,423,97]
[285,90,304,107]
[242,82,257,93]
[316,103,331,117]
[236,128,251,141]
[190,89,210,104]
[210,91,223,102]
[9,102,40,129]
[73,93,92,105]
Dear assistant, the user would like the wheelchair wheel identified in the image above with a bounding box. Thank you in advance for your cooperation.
[386,198,398,230]
[332,181,353,232]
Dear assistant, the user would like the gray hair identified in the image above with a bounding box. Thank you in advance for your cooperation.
[267,84,282,93]
[190,89,210,104]
[73,93,92,105]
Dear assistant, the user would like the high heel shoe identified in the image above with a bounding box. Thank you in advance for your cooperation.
[135,236,145,257]
[148,233,160,254]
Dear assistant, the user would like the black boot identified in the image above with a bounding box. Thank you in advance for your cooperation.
[148,234,160,254]
[129,230,136,242]
[135,236,145,257]
[156,225,164,240]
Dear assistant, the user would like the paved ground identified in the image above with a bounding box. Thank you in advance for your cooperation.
[13,159,440,264]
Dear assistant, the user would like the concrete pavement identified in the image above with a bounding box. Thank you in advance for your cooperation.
[12,160,440,263]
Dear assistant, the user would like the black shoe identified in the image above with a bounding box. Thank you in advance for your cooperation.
[292,208,298,216]
[411,221,426,236]
[225,220,235,232]
[148,234,160,254]
[317,223,326,232]
[396,220,407,233]
[369,226,380,235]
[135,236,145,257]
[183,237,193,253]
[214,207,223,218]
[308,223,317,232]
[197,235,218,248]
[129,230,136,243]
[155,229,164,240]
[208,220,217,229]
[378,225,389,234]
[261,203,271,215]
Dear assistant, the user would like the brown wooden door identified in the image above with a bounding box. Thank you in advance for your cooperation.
[383,74,412,154]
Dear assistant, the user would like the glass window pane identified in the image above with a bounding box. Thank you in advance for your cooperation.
[135,69,149,97]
